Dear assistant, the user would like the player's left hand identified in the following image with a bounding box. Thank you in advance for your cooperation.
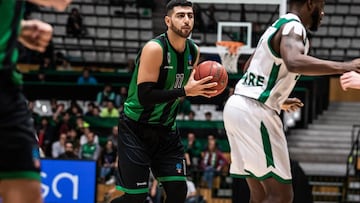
[18,19,53,53]
[281,97,304,112]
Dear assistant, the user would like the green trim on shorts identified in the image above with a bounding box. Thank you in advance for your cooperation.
[0,171,40,181]
[116,185,149,194]
[230,170,292,184]
[260,122,275,167]
[157,176,186,182]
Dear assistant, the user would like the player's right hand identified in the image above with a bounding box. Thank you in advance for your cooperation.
[19,19,53,53]
[184,69,218,98]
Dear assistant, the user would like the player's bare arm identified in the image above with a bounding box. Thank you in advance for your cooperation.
[138,42,217,99]
[137,41,163,84]
[280,27,360,75]
[18,19,53,53]
[281,97,304,112]
[27,0,71,11]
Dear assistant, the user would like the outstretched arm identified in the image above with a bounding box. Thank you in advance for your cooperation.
[280,26,360,75]
[27,0,71,11]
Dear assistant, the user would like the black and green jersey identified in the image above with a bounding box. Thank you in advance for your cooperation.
[0,0,24,85]
[124,33,198,130]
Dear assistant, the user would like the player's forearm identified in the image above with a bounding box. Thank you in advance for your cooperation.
[286,55,355,76]
[137,82,185,106]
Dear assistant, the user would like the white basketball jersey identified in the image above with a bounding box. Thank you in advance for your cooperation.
[234,13,310,113]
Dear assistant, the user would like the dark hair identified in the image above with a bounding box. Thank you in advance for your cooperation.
[166,0,193,15]
[289,0,307,4]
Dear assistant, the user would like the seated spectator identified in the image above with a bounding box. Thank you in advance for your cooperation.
[187,110,196,121]
[37,116,55,157]
[183,132,202,171]
[39,57,54,70]
[79,132,100,160]
[200,134,229,188]
[114,86,128,111]
[107,125,118,149]
[66,100,83,117]
[58,141,79,159]
[79,122,99,145]
[85,102,96,116]
[178,96,192,119]
[100,100,119,118]
[55,53,72,71]
[51,133,67,158]
[98,140,117,183]
[66,8,86,37]
[204,111,212,121]
[77,68,98,85]
[97,84,116,107]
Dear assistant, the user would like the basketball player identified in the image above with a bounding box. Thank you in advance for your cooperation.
[340,71,360,90]
[110,1,217,203]
[0,1,70,203]
[223,0,360,202]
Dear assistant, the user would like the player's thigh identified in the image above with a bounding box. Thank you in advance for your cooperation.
[0,179,42,203]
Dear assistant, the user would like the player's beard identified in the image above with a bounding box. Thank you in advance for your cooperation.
[309,8,321,32]
[170,23,192,38]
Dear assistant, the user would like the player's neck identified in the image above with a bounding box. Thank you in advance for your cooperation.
[166,31,187,53]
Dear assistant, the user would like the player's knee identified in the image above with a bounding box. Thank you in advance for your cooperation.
[110,193,147,203]
[162,181,187,203]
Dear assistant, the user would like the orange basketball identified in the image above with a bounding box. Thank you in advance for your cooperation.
[194,60,228,97]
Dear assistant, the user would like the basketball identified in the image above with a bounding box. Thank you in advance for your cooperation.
[194,60,228,97]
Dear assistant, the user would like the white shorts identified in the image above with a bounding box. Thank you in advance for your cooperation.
[223,95,291,184]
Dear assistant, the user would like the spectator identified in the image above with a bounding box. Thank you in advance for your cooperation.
[97,84,116,107]
[200,134,228,188]
[55,112,74,135]
[187,110,196,121]
[100,100,119,118]
[39,57,53,70]
[58,141,79,159]
[107,125,118,149]
[206,4,217,32]
[193,3,205,32]
[51,133,67,158]
[204,111,212,121]
[183,132,202,170]
[114,86,128,111]
[85,102,95,116]
[28,100,40,127]
[66,100,83,117]
[178,96,192,119]
[79,131,100,160]
[77,68,98,85]
[66,8,86,37]
[98,140,117,184]
[55,53,72,71]
[36,116,55,157]
[79,122,99,145]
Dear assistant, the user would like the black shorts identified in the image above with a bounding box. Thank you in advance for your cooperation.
[116,115,186,194]
[0,87,40,181]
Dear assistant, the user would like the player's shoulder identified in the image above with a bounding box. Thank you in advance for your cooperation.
[142,40,163,54]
